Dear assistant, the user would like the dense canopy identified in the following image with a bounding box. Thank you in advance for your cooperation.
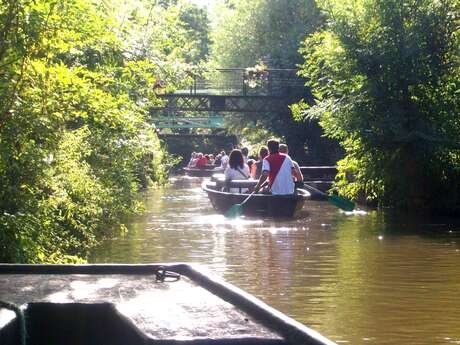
[1,0,459,263]
[0,0,208,262]
[294,0,460,211]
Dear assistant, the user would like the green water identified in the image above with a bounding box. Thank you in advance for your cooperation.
[90,176,460,345]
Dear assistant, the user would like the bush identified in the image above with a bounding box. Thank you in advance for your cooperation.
[0,0,190,262]
[294,0,460,212]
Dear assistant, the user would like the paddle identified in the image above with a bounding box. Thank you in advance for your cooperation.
[224,181,268,219]
[302,183,355,212]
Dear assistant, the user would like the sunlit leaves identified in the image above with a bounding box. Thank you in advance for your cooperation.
[208,0,327,161]
[211,0,321,68]
[296,0,460,210]
[0,0,197,262]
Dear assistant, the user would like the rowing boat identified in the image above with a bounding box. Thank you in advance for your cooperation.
[183,166,224,177]
[202,179,310,218]
[0,263,336,345]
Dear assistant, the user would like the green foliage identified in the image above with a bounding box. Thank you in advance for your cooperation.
[208,0,334,163]
[0,0,203,262]
[295,0,460,211]
[177,1,211,63]
[210,0,322,68]
[105,0,210,65]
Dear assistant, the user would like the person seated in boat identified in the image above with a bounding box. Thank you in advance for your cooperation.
[247,159,255,176]
[224,149,251,193]
[241,147,249,164]
[220,150,229,170]
[251,146,269,179]
[279,144,303,183]
[195,153,208,169]
[188,152,197,168]
[254,139,295,195]
[214,153,222,167]
[208,154,215,165]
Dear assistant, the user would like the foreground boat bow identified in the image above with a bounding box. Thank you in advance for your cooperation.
[0,263,336,345]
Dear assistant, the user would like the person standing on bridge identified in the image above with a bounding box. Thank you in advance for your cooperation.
[254,139,295,195]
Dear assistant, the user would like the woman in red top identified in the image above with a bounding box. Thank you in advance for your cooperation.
[195,153,208,168]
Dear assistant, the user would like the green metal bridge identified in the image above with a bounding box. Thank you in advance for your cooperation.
[153,116,224,129]
[150,68,305,129]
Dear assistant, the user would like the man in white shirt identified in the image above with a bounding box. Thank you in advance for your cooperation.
[279,144,303,182]
[254,139,295,195]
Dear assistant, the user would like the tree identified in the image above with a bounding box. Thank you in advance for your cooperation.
[209,0,337,163]
[210,0,322,68]
[0,0,205,262]
[178,1,211,63]
[294,0,460,211]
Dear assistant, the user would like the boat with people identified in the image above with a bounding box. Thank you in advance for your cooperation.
[183,165,224,177]
[0,263,336,345]
[202,177,310,218]
[184,151,227,177]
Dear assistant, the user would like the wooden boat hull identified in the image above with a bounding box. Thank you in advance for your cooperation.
[0,264,335,345]
[183,166,224,177]
[202,181,309,218]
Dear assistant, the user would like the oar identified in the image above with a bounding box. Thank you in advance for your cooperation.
[302,183,355,212]
[225,181,267,219]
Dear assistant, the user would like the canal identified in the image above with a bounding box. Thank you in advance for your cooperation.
[91,176,460,345]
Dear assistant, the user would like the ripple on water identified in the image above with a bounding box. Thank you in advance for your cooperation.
[91,176,460,345]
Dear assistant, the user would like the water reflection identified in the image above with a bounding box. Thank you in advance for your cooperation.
[91,177,460,345]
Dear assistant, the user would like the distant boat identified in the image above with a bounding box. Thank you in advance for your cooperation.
[299,166,337,181]
[183,165,224,177]
[300,166,337,195]
[202,179,310,218]
[0,263,336,345]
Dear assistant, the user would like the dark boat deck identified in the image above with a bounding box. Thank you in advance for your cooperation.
[0,264,336,345]
[0,273,278,340]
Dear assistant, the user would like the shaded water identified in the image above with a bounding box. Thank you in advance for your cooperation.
[91,176,460,345]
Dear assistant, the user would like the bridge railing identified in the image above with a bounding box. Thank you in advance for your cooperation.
[180,68,305,97]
